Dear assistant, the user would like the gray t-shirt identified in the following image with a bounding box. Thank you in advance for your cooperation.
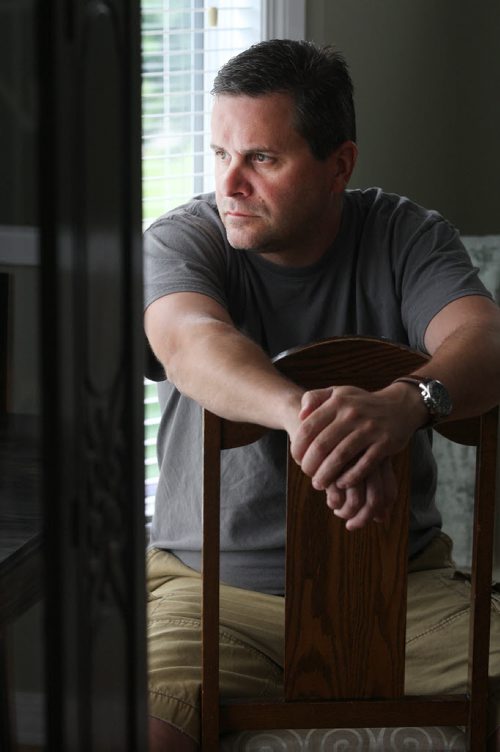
[143,187,491,594]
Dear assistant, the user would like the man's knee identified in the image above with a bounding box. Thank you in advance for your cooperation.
[149,716,198,752]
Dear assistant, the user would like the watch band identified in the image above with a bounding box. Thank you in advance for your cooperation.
[392,375,452,426]
[393,375,431,387]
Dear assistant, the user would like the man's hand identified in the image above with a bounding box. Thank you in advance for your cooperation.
[324,457,397,530]
[288,383,427,529]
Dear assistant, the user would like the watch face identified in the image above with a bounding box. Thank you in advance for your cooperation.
[422,380,452,419]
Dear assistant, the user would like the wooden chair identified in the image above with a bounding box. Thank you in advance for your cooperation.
[201,336,498,751]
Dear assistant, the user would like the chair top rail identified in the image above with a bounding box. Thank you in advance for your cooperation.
[217,337,482,449]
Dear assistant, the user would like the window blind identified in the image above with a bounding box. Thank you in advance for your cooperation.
[142,0,262,226]
[141,0,263,515]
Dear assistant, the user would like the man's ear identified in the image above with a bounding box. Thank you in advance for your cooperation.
[329,140,358,192]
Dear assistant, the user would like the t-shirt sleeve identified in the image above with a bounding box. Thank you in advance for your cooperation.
[143,207,229,312]
[142,203,230,381]
[393,211,493,352]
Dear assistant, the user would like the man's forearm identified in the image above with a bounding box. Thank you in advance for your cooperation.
[419,318,500,421]
[159,317,304,433]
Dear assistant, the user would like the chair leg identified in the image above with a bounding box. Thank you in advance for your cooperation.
[0,628,15,752]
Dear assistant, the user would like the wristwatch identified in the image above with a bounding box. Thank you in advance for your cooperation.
[392,375,453,426]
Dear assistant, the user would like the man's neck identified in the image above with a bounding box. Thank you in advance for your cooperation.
[257,195,344,268]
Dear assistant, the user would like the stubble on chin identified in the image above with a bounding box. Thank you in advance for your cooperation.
[225,230,258,252]
[222,216,265,252]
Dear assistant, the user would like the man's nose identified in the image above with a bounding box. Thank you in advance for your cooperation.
[220,159,252,197]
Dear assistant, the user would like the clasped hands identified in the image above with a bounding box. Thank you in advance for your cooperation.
[288,384,420,530]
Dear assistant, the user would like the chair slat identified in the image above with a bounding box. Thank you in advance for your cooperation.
[201,410,222,748]
[467,407,499,748]
[285,449,410,701]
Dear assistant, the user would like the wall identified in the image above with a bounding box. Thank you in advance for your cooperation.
[306,0,500,235]
[307,1,500,575]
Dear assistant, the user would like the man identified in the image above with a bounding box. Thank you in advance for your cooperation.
[144,39,500,750]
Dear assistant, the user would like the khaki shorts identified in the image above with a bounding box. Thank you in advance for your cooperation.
[147,533,500,744]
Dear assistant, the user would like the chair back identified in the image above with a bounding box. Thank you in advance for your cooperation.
[201,336,498,751]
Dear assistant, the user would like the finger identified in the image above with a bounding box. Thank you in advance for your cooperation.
[299,387,335,420]
[291,400,342,467]
[372,457,397,522]
[333,440,388,490]
[381,456,397,502]
[333,483,365,521]
[362,467,386,525]
[345,503,374,530]
[300,419,365,485]
[344,465,386,530]
[306,429,377,490]
[351,459,395,527]
[325,483,345,510]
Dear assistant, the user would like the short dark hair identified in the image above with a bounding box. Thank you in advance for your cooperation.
[212,39,356,161]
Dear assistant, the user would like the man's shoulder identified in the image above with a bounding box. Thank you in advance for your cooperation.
[170,191,219,218]
[345,187,457,246]
[146,192,222,235]
[346,187,447,226]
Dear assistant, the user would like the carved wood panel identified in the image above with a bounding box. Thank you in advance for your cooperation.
[40,1,146,749]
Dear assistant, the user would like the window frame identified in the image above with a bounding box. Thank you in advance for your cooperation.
[263,0,306,40]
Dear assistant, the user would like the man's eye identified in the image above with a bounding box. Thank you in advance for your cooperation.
[215,149,227,160]
[252,153,270,163]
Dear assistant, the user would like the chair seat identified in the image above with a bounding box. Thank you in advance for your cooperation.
[220,725,466,750]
